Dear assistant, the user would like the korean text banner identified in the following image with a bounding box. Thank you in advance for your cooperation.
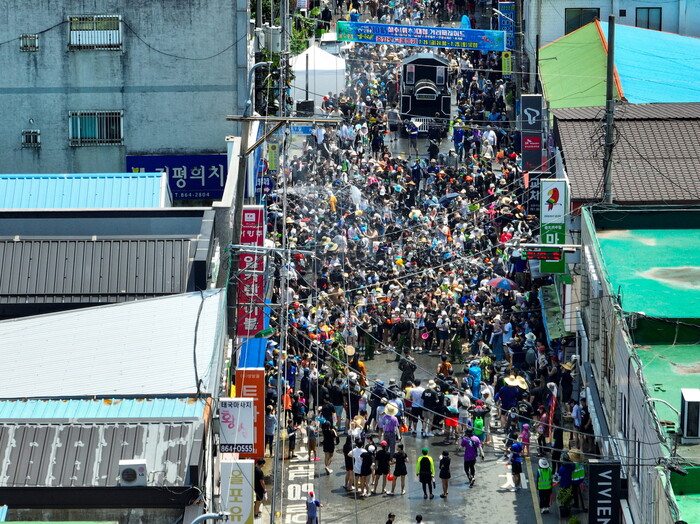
[126,154,227,200]
[337,21,506,51]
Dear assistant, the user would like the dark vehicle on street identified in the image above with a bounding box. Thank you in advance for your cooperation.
[400,53,451,135]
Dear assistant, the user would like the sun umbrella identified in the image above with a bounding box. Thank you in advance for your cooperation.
[439,193,461,206]
[487,277,519,290]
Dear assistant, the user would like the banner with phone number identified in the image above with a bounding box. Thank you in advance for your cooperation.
[337,21,505,51]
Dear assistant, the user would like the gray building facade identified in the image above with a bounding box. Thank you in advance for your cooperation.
[1,0,249,174]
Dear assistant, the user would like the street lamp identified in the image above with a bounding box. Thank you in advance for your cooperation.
[492,8,514,22]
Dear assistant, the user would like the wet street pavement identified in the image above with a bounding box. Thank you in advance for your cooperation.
[266,350,573,524]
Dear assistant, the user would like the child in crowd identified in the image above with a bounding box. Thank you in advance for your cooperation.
[520,423,531,456]
[306,420,319,461]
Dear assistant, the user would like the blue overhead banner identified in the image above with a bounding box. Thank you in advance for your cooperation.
[337,21,506,51]
[126,154,227,200]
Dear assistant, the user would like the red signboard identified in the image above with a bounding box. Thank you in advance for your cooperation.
[234,368,266,458]
[523,135,541,151]
[238,252,265,272]
[236,305,265,337]
[237,205,266,339]
[241,206,265,247]
[237,272,265,303]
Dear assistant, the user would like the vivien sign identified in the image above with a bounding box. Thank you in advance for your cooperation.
[588,460,622,524]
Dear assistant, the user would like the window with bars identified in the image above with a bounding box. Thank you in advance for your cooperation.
[68,15,122,50]
[21,130,41,148]
[69,111,123,146]
[20,34,39,52]
[636,8,662,30]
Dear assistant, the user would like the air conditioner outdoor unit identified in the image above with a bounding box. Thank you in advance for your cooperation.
[680,388,700,444]
[119,459,148,487]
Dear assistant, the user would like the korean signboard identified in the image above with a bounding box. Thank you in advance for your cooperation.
[219,398,255,453]
[337,21,506,51]
[540,178,568,274]
[240,206,265,247]
[237,272,265,304]
[520,94,544,172]
[239,251,265,273]
[498,2,516,51]
[501,51,512,79]
[220,458,255,524]
[126,154,227,200]
[234,368,266,458]
[237,205,266,337]
[588,460,621,524]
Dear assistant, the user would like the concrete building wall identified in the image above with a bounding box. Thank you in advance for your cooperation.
[579,210,677,524]
[1,0,250,174]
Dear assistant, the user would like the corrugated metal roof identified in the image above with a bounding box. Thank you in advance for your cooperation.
[0,397,207,420]
[0,239,193,303]
[0,420,202,487]
[0,289,226,398]
[0,173,171,209]
[554,109,700,203]
[552,103,700,121]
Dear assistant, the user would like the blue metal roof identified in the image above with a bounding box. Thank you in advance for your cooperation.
[600,22,700,104]
[0,173,171,209]
[0,397,206,420]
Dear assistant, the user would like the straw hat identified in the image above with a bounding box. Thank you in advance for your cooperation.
[344,345,356,356]
[562,361,575,371]
[384,402,399,417]
[427,379,437,389]
[504,374,519,387]
[568,448,584,463]
[515,376,528,390]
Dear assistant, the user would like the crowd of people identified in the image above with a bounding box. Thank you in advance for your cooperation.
[250,5,591,522]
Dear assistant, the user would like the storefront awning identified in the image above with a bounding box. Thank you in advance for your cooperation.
[539,284,572,342]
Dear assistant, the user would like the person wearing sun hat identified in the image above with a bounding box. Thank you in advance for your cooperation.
[536,457,553,514]
[495,373,521,430]
[382,402,400,456]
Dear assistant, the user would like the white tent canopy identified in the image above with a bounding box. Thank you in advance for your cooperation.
[291,45,346,109]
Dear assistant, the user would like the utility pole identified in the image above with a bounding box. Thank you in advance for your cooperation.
[514,0,524,98]
[279,0,290,119]
[603,15,616,204]
[228,61,270,337]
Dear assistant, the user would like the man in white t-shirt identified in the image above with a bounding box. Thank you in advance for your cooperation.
[349,440,366,475]
[409,379,425,435]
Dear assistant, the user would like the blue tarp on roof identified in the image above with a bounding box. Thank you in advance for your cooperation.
[0,172,171,209]
[0,397,206,420]
[601,22,700,104]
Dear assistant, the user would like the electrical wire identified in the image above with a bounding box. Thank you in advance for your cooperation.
[234,265,666,454]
